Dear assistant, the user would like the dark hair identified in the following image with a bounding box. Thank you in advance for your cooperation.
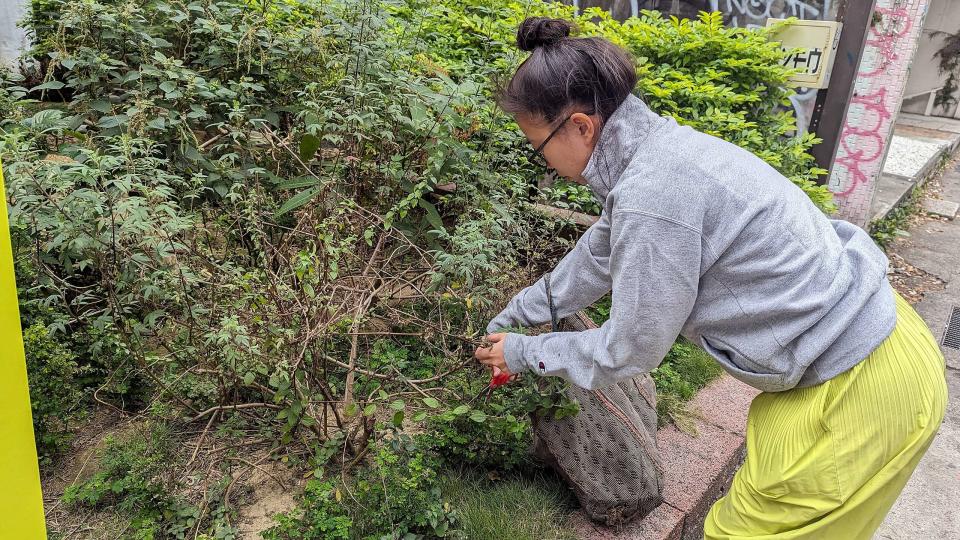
[497,17,638,125]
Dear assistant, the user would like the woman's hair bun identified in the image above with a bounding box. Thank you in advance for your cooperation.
[516,17,573,52]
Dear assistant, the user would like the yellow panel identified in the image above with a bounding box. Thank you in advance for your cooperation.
[0,159,48,538]
[767,18,843,89]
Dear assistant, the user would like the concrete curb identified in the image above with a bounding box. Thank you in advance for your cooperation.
[871,172,919,224]
[872,134,960,223]
[569,375,760,540]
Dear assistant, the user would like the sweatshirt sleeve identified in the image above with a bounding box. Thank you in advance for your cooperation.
[485,209,613,334]
[501,211,702,390]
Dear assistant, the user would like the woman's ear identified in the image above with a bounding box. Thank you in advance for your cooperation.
[570,112,598,143]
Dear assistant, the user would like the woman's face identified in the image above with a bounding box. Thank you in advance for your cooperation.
[516,111,600,184]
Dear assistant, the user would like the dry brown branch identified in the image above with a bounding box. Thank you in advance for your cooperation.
[187,402,282,423]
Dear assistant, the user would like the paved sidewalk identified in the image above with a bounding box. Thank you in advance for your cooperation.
[875,160,960,539]
[871,113,960,222]
[870,113,960,221]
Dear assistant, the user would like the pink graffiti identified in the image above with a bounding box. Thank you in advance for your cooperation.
[834,87,895,195]
[860,7,913,78]
[832,4,916,200]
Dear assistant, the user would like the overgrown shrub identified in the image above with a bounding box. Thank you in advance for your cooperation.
[5,0,832,531]
[418,336,578,471]
[23,322,84,463]
[264,437,458,539]
[420,392,536,471]
[3,0,541,460]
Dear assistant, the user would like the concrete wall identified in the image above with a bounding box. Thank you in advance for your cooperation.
[560,0,837,26]
[564,1,715,21]
[0,0,30,68]
[900,0,960,117]
[707,0,836,28]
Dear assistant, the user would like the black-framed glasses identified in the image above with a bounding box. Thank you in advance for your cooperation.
[528,114,572,169]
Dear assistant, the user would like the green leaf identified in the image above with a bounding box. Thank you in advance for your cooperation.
[344,402,360,418]
[96,115,128,128]
[389,400,405,411]
[418,199,444,231]
[32,80,65,91]
[363,403,377,417]
[452,405,470,416]
[276,176,319,190]
[392,410,404,427]
[275,188,319,217]
[159,81,177,93]
[412,411,427,422]
[298,133,321,162]
[144,310,165,326]
[181,145,201,161]
[469,410,487,423]
[408,102,430,126]
[422,397,439,409]
[243,372,255,385]
[89,100,112,113]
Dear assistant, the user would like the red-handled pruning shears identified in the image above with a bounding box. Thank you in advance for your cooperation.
[468,367,513,405]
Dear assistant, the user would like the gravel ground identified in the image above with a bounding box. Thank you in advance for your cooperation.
[883,135,948,178]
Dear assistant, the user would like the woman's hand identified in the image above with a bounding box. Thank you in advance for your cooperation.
[474,333,512,377]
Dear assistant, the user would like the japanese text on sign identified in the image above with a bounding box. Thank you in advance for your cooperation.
[766,18,842,89]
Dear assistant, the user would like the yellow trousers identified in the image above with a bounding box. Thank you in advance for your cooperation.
[704,291,948,539]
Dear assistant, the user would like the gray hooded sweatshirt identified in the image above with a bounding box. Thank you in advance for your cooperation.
[487,93,897,392]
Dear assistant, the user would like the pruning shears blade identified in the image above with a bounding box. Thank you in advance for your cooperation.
[466,370,511,405]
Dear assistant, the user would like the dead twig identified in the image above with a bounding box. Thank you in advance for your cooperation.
[187,413,218,468]
[187,402,281,423]
[226,455,288,490]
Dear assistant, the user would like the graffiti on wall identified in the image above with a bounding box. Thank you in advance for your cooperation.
[565,0,828,24]
[830,0,926,224]
[708,0,831,28]
[565,1,714,20]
